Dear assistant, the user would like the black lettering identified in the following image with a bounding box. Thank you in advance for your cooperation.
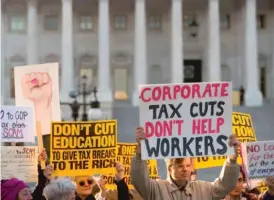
[69,160,88,170]
[216,101,225,116]
[149,105,159,119]
[169,103,182,118]
[195,137,203,156]
[199,102,208,117]
[145,138,160,157]
[160,138,170,157]
[183,137,194,156]
[204,136,215,155]
[171,137,181,156]
[91,159,116,168]
[190,103,198,117]
[216,135,228,154]
[158,105,168,119]
[208,101,217,116]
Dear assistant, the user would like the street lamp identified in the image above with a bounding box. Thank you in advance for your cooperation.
[68,75,102,121]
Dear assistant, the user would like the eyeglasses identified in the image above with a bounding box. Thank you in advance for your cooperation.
[78,179,94,187]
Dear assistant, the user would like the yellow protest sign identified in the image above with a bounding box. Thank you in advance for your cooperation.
[50,120,117,176]
[105,143,159,190]
[194,112,257,169]
[257,181,268,193]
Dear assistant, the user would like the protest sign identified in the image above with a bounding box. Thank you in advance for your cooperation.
[51,120,117,176]
[139,82,233,160]
[14,62,61,135]
[241,140,274,189]
[195,112,257,169]
[1,146,38,182]
[104,143,159,190]
[1,106,34,143]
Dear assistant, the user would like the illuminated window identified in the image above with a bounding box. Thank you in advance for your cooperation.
[80,15,93,30]
[114,68,128,100]
[10,16,25,32]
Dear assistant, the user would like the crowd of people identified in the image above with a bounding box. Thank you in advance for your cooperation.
[1,127,273,200]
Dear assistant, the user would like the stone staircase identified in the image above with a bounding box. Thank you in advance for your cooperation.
[112,102,274,181]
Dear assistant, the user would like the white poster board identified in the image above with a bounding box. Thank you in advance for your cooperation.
[14,63,61,135]
[139,82,233,160]
[1,106,35,143]
[1,146,38,182]
[241,140,274,189]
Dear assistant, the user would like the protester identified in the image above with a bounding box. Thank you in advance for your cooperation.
[1,149,52,200]
[74,175,106,200]
[223,167,257,200]
[130,126,240,200]
[42,177,76,200]
[114,161,133,200]
[258,176,274,200]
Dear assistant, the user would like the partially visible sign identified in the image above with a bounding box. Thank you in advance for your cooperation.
[1,106,34,143]
[1,146,38,182]
[241,140,274,189]
[195,112,257,169]
[105,143,159,190]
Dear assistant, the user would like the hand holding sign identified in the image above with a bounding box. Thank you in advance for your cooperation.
[228,134,241,161]
[115,162,125,181]
[135,126,145,155]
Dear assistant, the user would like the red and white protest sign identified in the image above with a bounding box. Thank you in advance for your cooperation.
[241,140,274,189]
[139,82,233,160]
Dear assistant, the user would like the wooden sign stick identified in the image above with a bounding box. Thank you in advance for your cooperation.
[36,122,46,169]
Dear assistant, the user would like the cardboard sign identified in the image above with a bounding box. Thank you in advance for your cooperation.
[105,143,159,190]
[195,112,257,169]
[51,120,117,176]
[14,63,61,135]
[241,141,274,189]
[1,146,38,182]
[1,106,35,143]
[139,82,233,160]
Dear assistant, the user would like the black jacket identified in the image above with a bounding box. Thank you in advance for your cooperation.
[75,194,96,200]
[114,178,131,200]
[32,164,48,200]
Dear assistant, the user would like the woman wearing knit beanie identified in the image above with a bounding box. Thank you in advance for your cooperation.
[1,178,32,200]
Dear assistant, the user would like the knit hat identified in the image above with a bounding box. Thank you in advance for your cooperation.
[1,178,28,200]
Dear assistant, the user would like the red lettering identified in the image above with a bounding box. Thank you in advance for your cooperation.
[192,84,201,98]
[140,88,151,102]
[211,83,221,96]
[247,144,260,153]
[181,85,191,98]
[163,86,172,101]
[152,87,161,101]
[202,84,212,98]
[221,82,229,97]
[173,85,181,99]
[192,118,224,134]
[216,117,224,133]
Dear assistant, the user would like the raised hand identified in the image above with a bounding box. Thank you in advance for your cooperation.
[115,162,125,181]
[43,164,53,180]
[228,134,241,160]
[21,72,52,106]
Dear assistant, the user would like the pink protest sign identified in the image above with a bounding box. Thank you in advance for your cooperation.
[139,82,233,160]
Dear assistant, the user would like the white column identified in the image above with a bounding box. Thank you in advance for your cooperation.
[208,0,221,81]
[132,0,147,106]
[271,10,274,103]
[98,0,112,102]
[61,0,74,101]
[27,0,38,65]
[171,0,183,83]
[244,0,263,106]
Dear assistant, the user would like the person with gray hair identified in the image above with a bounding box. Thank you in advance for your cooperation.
[43,177,76,200]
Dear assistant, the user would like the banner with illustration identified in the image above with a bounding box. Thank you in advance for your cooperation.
[51,120,117,176]
[1,106,35,143]
[139,82,233,160]
[241,140,274,189]
[14,63,61,135]
[195,112,257,169]
[105,143,159,190]
[1,146,38,182]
